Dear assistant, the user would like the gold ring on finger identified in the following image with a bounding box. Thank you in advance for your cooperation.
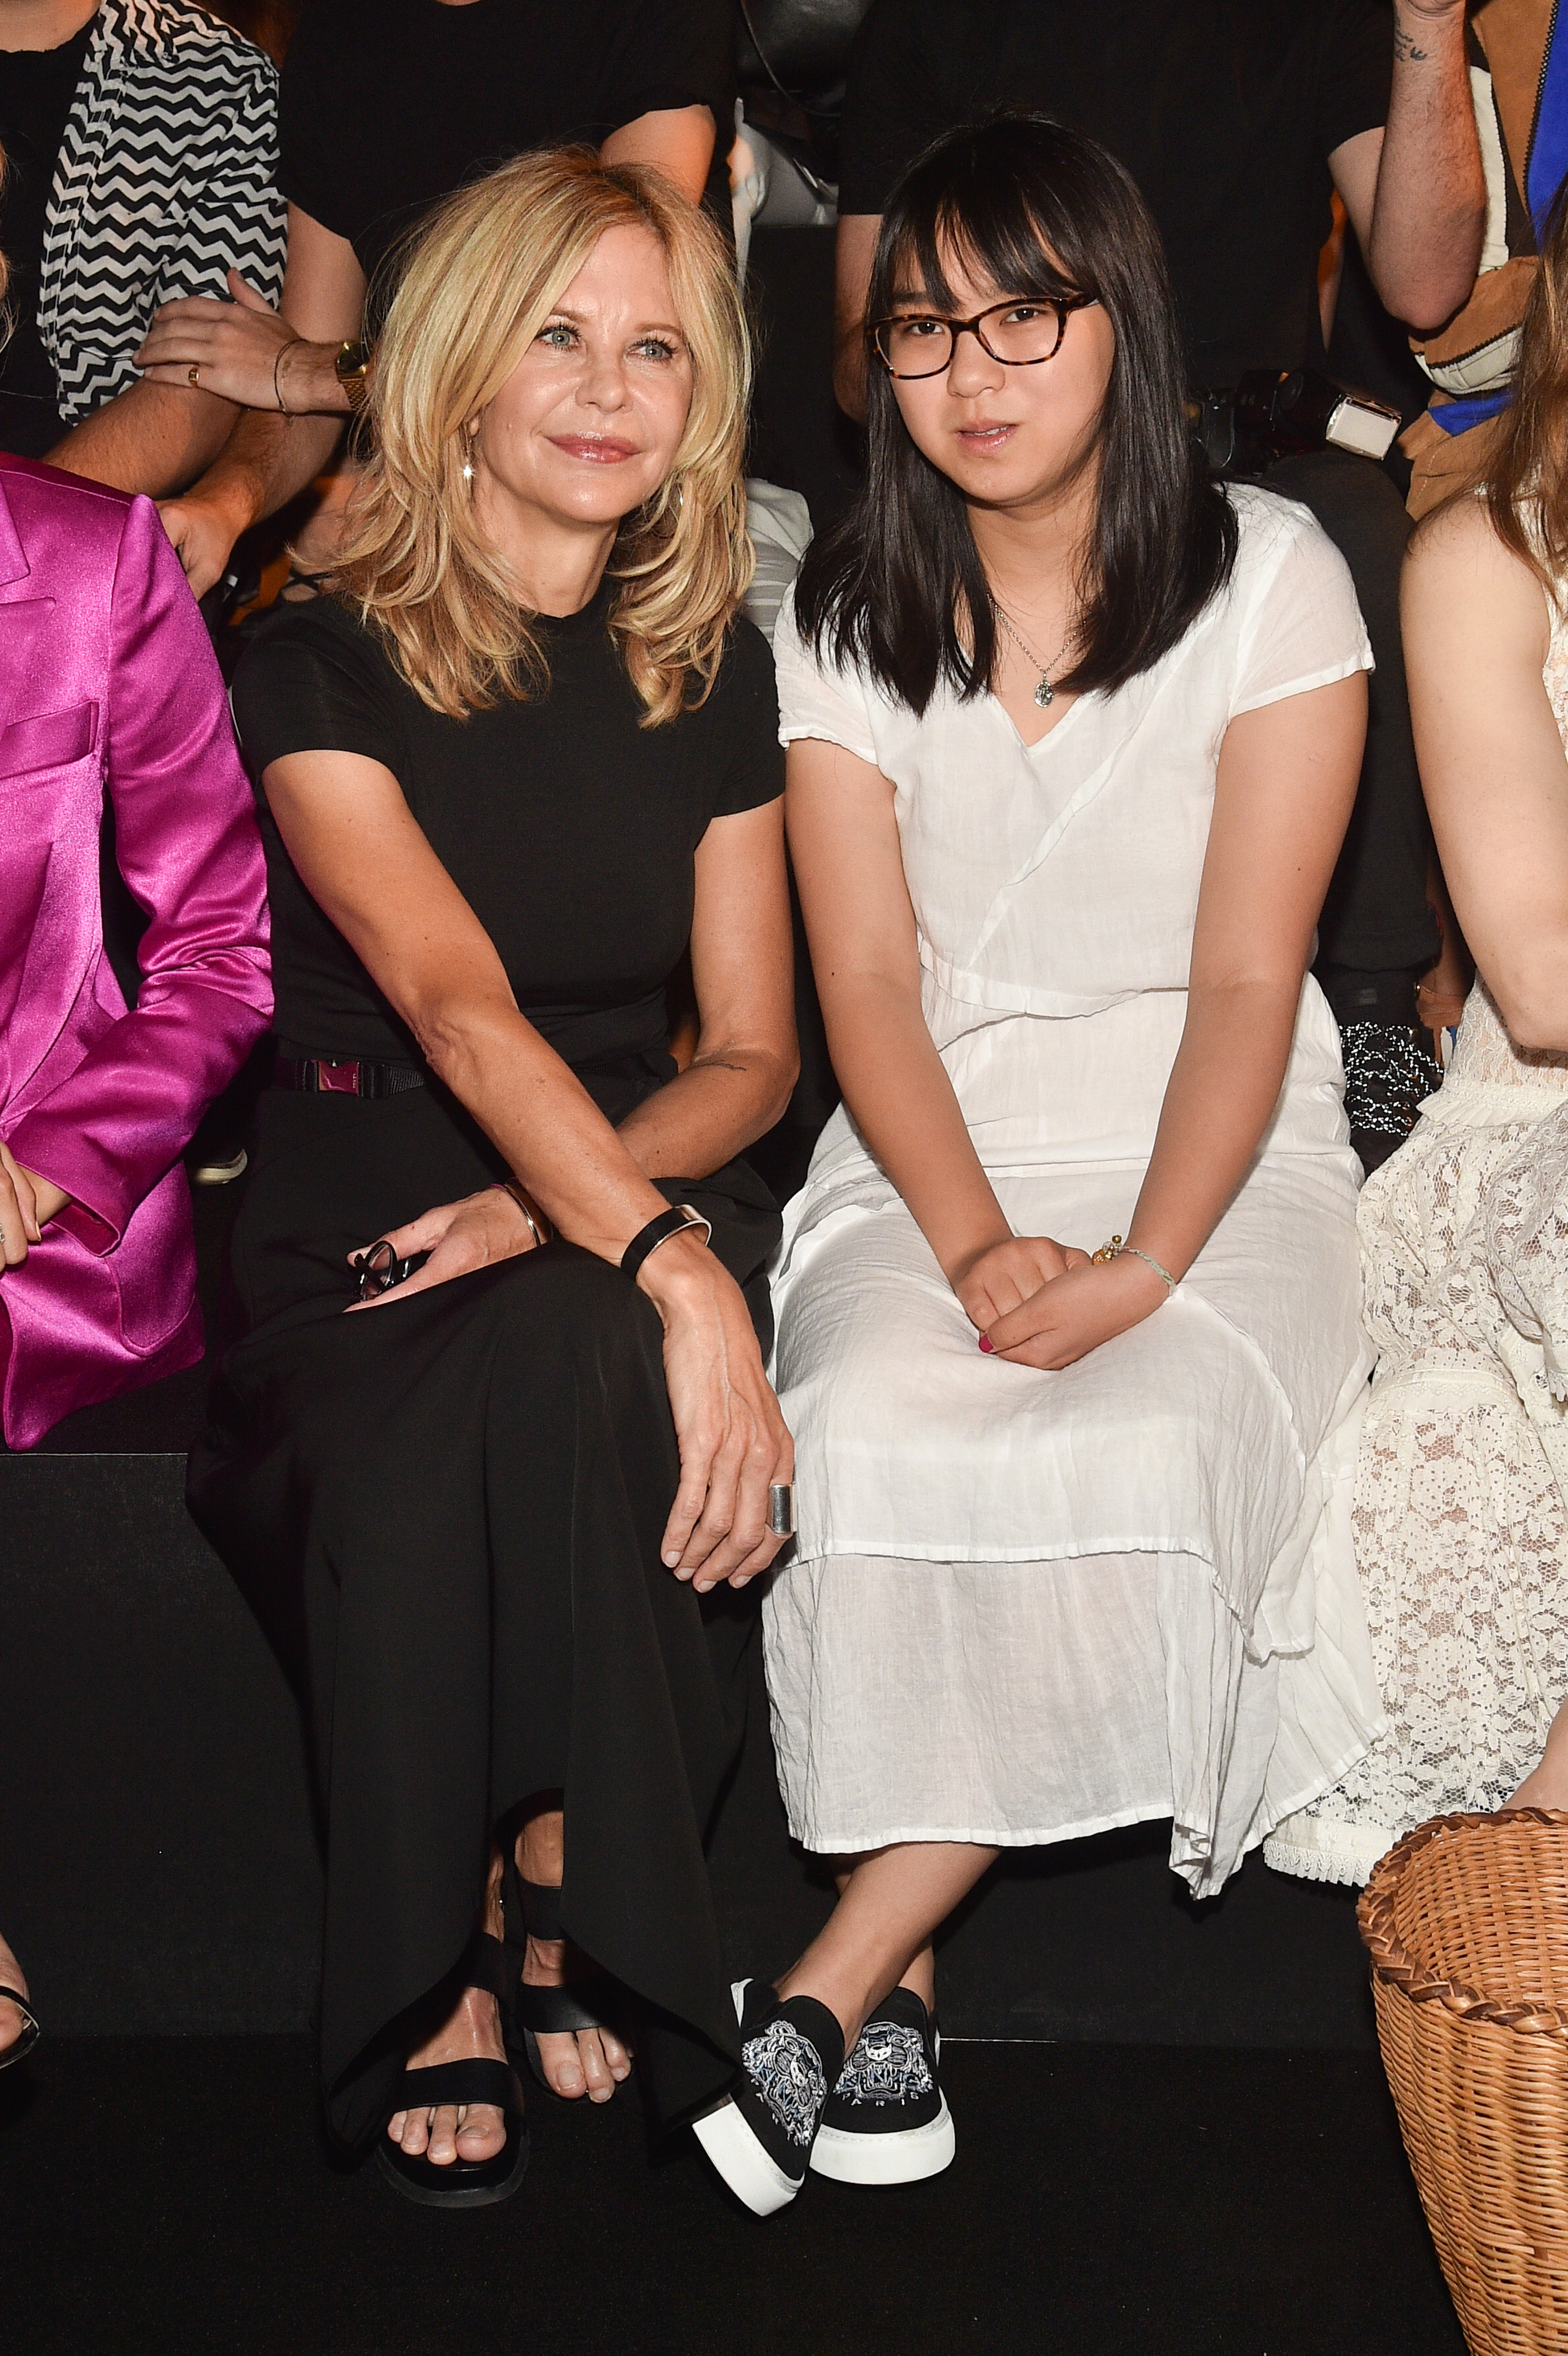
[188,363,201,388]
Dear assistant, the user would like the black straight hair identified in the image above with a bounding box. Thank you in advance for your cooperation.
[796,113,1237,712]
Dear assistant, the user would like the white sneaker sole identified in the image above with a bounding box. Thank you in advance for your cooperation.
[691,2096,803,2215]
[809,2091,956,2185]
[691,1979,804,2217]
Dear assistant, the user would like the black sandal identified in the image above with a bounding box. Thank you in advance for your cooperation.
[374,1933,528,2208]
[0,1984,39,2070]
[501,1858,625,2101]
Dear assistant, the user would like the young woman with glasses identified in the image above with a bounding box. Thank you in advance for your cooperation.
[691,113,1385,2214]
[187,149,797,2206]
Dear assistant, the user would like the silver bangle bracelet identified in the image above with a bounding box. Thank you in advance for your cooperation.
[496,1179,550,1251]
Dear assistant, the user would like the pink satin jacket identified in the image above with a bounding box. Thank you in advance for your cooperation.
[0,456,272,1448]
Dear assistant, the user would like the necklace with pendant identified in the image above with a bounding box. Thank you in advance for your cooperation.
[991,598,1074,709]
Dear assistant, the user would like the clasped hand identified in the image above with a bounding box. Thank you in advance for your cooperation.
[953,1233,1169,1370]
[345,1190,793,1596]
[0,1140,67,1269]
[136,268,301,409]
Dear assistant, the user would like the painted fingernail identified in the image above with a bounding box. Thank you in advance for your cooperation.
[978,1336,994,1354]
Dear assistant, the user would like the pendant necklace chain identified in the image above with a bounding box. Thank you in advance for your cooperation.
[991,596,1074,709]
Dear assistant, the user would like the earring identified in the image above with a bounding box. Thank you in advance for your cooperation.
[462,459,475,482]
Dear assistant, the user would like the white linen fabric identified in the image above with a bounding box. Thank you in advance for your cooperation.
[765,484,1386,1897]
[1267,582,1568,1888]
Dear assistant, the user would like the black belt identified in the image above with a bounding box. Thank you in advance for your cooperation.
[273,1054,427,1099]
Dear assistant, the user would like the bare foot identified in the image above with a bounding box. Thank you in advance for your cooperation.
[513,1806,632,2102]
[522,1929,633,2102]
[387,1851,519,2164]
[0,1931,29,2058]
[385,1981,510,2166]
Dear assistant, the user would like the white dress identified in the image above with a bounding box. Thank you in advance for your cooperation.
[1266,592,1568,1887]
[764,485,1388,1898]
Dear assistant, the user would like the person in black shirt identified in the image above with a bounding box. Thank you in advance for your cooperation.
[187,147,795,2207]
[830,0,1486,1170]
[0,0,284,484]
[0,11,93,455]
[138,0,733,599]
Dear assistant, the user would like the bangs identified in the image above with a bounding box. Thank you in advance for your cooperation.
[878,157,1095,316]
[799,110,1236,716]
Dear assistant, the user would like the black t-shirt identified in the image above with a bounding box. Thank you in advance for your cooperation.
[280,0,734,290]
[230,584,783,1069]
[838,0,1394,386]
[0,21,92,455]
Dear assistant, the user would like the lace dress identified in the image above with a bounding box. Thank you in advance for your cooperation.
[1266,601,1568,1886]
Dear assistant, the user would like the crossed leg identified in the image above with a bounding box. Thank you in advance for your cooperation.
[776,1841,998,2052]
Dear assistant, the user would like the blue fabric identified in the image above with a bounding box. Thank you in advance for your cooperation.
[1430,389,1513,437]
[1532,4,1568,232]
[1432,10,1568,438]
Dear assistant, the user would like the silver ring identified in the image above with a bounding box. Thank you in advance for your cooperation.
[767,1482,795,1538]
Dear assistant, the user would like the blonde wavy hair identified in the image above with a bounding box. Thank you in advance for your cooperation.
[333,148,754,723]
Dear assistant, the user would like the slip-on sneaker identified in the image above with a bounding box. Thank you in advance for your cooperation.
[809,1984,955,2185]
[692,1978,843,2216]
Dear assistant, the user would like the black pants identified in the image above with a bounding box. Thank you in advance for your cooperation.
[188,1075,776,2151]
[1263,449,1439,985]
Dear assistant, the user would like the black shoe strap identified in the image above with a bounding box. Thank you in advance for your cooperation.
[514,1877,563,1944]
[463,1930,511,2002]
[391,2057,521,2115]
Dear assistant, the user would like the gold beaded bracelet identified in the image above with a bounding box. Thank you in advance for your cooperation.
[1090,1234,1177,1295]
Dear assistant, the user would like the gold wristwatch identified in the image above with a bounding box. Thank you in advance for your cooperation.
[334,338,371,412]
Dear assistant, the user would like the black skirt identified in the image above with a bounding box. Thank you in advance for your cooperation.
[187,1064,780,2151]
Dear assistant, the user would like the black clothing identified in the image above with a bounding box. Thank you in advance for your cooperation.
[839,0,1393,387]
[0,24,92,456]
[279,0,734,288]
[233,585,782,1067]
[1265,451,1438,974]
[191,596,784,2149]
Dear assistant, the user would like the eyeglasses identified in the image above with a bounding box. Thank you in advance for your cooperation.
[867,294,1100,380]
[351,1238,420,1302]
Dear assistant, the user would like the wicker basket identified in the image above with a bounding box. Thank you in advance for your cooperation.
[1359,1809,1568,2356]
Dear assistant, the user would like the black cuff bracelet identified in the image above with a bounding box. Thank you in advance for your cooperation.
[620,1202,712,1285]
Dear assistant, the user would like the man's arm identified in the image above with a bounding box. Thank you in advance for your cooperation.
[45,378,243,497]
[1330,0,1483,332]
[601,104,715,204]
[140,205,366,595]
[140,95,715,599]
[832,213,881,423]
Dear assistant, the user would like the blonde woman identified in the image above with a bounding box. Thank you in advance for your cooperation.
[187,150,797,2206]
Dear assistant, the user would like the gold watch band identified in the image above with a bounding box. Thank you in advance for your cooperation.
[335,338,370,412]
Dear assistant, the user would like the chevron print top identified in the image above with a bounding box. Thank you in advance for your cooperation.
[39,0,286,424]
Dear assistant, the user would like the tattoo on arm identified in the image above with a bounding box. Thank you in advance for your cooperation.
[1393,21,1431,63]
